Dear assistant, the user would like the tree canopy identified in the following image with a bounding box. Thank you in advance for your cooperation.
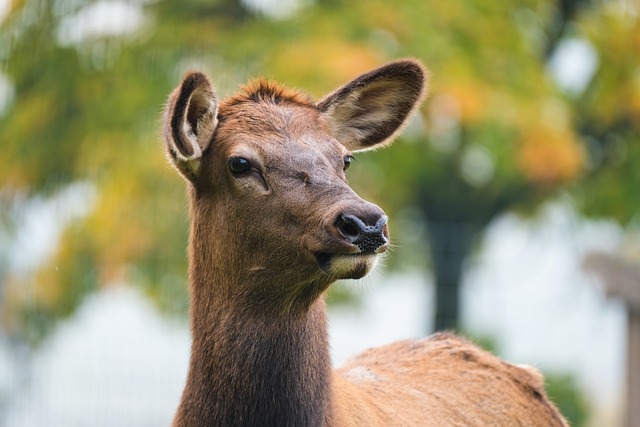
[0,0,637,340]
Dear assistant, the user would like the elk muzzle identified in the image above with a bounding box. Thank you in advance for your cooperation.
[335,213,388,254]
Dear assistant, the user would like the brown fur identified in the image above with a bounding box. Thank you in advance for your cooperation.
[162,59,568,426]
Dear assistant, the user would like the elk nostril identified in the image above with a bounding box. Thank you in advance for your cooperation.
[375,215,388,233]
[336,214,361,240]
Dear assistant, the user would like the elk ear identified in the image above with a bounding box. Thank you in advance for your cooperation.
[164,72,218,180]
[317,59,427,152]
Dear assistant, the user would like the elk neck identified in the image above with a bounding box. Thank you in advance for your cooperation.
[173,194,335,427]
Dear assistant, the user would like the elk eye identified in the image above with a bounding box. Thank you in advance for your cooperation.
[343,155,354,171]
[228,156,252,175]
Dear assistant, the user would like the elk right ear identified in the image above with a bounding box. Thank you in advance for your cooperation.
[317,59,427,152]
[164,72,218,180]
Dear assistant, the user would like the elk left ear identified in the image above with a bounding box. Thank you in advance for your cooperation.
[164,72,219,181]
[317,59,428,152]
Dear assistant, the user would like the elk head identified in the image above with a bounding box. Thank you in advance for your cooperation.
[163,60,427,311]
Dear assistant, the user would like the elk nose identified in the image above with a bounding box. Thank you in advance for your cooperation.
[335,213,388,253]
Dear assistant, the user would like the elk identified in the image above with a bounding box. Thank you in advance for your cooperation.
[162,59,568,426]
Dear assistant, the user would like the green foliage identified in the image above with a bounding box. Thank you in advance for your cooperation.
[0,0,637,342]
[567,3,640,224]
[545,373,590,427]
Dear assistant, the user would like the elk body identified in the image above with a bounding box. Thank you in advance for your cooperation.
[163,59,568,426]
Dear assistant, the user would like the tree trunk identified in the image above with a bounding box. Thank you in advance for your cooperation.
[427,221,477,332]
[582,253,640,427]
[627,309,640,427]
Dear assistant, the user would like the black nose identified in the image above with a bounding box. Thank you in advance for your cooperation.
[335,213,388,253]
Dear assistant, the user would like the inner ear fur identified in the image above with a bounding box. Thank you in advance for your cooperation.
[317,59,428,152]
[164,72,219,179]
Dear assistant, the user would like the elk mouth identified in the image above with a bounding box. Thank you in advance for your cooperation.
[314,252,379,280]
[314,253,334,270]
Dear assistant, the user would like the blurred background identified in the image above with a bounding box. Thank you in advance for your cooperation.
[0,0,639,425]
